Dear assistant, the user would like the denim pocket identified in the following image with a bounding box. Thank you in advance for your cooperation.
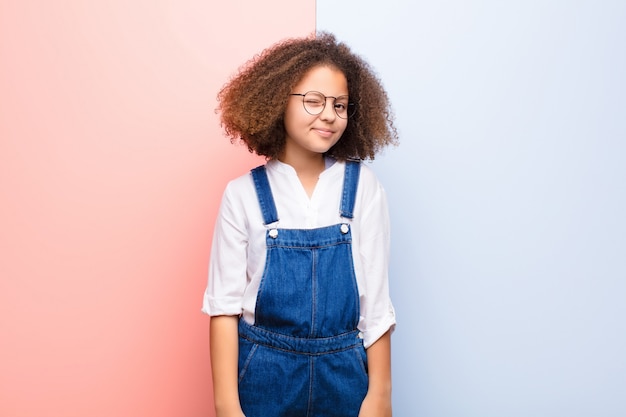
[354,345,369,379]
[238,337,258,383]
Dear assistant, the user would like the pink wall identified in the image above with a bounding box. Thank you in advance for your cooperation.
[0,1,314,416]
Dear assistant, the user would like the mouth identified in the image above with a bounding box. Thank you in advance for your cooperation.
[312,128,335,138]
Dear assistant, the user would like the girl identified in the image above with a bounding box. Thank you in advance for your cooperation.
[203,33,398,417]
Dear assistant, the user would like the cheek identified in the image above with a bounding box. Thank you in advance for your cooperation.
[283,109,297,131]
[284,100,307,122]
[284,107,315,131]
[283,113,301,134]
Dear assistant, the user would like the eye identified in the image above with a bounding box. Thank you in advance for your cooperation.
[335,96,350,110]
[305,98,324,106]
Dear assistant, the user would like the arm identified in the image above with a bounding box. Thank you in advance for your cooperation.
[359,330,392,417]
[210,315,245,417]
[356,167,394,416]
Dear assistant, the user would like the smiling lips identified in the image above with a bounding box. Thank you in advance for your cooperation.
[313,128,335,138]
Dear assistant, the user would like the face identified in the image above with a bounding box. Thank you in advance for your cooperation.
[282,65,349,161]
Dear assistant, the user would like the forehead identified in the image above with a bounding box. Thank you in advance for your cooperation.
[293,65,348,96]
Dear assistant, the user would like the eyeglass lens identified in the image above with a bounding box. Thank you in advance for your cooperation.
[300,91,355,119]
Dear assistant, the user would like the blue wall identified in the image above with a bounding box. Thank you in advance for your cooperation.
[318,1,626,415]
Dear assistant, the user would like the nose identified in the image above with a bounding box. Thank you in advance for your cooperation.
[319,97,337,121]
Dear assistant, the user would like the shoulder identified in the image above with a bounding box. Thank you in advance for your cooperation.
[356,161,380,182]
[356,162,385,196]
[216,167,266,229]
[220,168,257,209]
[224,167,256,193]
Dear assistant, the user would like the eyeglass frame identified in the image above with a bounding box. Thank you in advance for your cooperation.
[290,91,356,119]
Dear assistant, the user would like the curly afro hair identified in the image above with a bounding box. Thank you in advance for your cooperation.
[217,32,398,160]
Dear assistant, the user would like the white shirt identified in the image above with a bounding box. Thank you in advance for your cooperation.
[202,158,395,348]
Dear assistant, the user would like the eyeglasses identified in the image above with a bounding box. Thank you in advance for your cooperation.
[290,91,356,119]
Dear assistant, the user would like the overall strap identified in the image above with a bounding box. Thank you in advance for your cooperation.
[340,160,361,219]
[251,165,279,225]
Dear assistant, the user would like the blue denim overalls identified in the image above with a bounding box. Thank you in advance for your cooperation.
[238,161,368,417]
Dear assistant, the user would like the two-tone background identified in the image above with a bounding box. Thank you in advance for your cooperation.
[2,1,625,416]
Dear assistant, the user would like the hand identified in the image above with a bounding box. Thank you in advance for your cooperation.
[358,392,392,417]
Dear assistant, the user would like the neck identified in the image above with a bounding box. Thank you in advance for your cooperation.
[278,145,326,177]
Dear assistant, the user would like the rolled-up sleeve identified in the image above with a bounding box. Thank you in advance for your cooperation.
[356,170,396,348]
[202,184,248,316]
